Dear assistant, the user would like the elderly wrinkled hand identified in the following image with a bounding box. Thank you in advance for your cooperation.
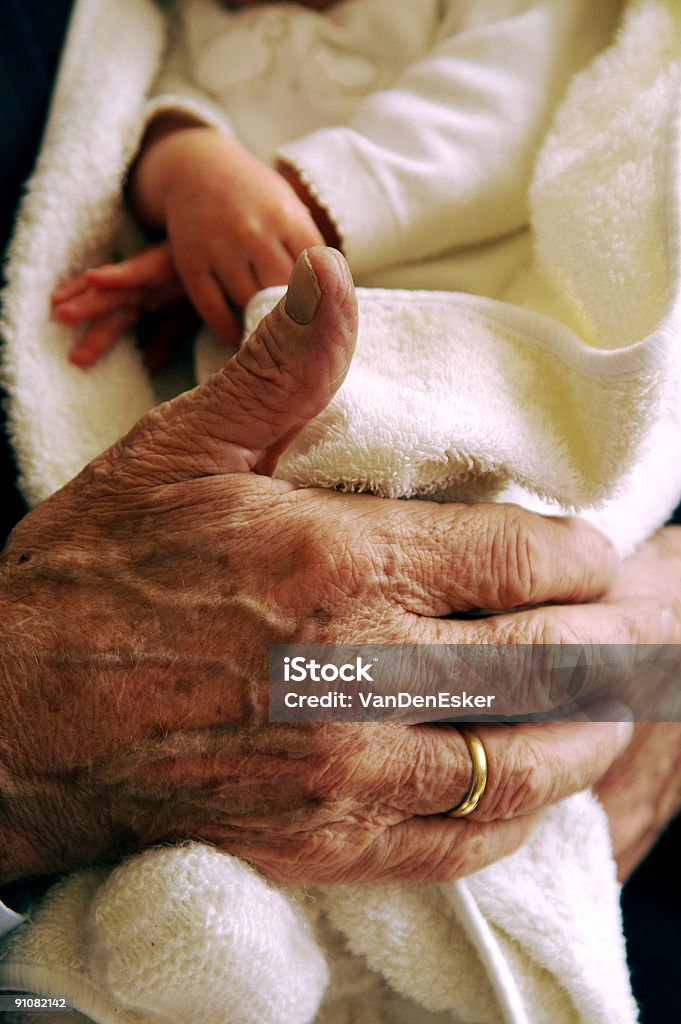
[0,248,631,886]
[587,526,681,879]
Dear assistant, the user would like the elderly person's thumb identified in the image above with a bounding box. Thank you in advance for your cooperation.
[115,247,357,484]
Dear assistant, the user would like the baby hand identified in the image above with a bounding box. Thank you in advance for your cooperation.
[52,242,186,368]
[130,128,327,344]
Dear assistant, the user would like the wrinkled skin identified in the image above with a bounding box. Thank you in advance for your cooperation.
[592,527,681,879]
[0,248,647,886]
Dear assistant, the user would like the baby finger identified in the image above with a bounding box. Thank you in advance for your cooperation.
[69,307,142,368]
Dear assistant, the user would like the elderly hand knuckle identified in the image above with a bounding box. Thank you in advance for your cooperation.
[252,835,329,882]
[299,502,384,600]
[493,509,540,606]
[431,829,485,881]
[487,741,546,818]
[502,613,581,647]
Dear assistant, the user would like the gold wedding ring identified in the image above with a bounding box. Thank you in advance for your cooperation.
[446,726,488,818]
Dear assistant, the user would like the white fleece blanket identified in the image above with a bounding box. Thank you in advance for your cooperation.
[3,0,681,1021]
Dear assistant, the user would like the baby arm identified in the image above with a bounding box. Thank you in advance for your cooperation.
[128,119,328,341]
[54,118,328,365]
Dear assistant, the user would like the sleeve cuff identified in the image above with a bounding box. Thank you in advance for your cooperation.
[141,91,234,139]
[277,131,401,277]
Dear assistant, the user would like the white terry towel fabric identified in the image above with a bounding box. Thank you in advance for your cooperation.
[0,795,637,1024]
[2,0,681,1022]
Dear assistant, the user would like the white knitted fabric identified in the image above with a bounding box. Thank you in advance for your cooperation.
[88,846,328,1024]
[0,796,637,1024]
[0,848,328,1024]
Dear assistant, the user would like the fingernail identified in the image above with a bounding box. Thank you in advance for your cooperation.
[285,250,321,324]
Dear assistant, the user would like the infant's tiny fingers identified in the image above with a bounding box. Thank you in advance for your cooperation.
[252,242,295,290]
[69,307,140,368]
[142,279,188,312]
[54,286,148,325]
[285,222,326,261]
[86,242,177,289]
[84,265,128,288]
[210,260,259,310]
[51,275,90,303]
[185,271,243,348]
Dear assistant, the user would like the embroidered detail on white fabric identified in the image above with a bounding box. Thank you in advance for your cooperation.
[192,6,384,101]
[194,10,291,97]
